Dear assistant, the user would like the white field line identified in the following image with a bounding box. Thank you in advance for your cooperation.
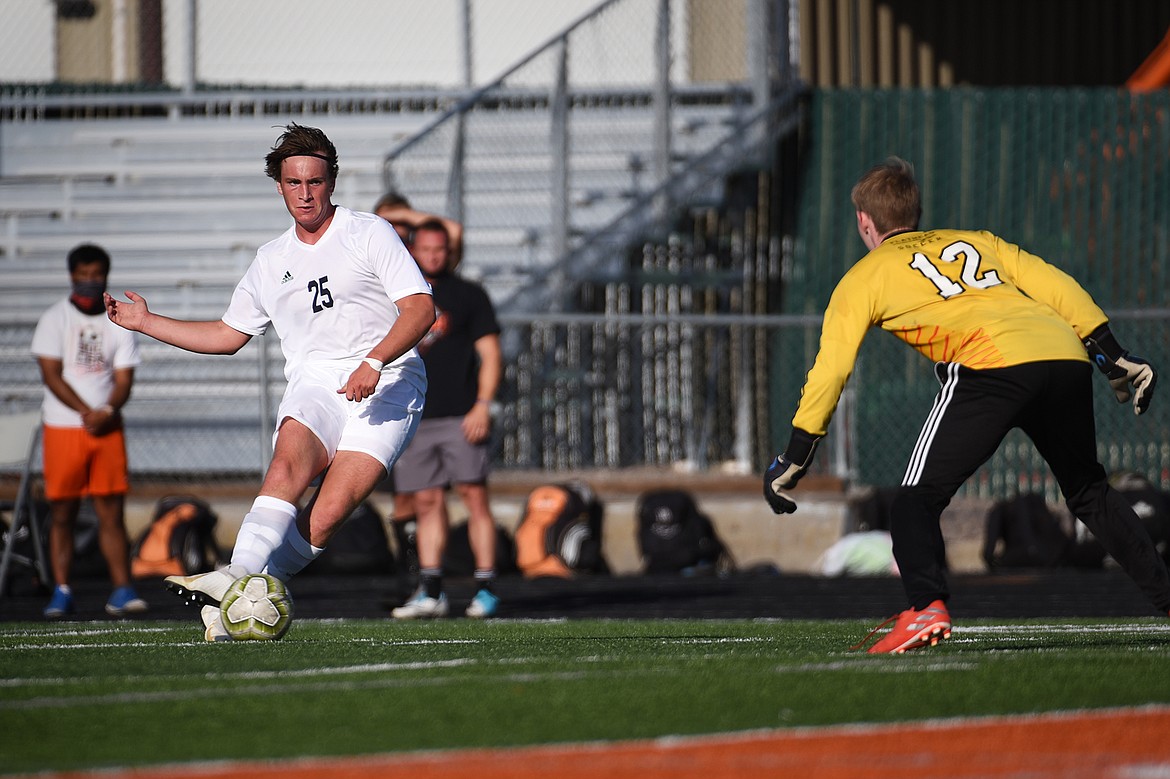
[0,647,792,692]
[0,657,479,689]
[954,623,1170,634]
[0,636,487,652]
[0,666,651,711]
[0,639,823,708]
[4,620,1168,708]
[777,659,981,672]
[0,625,178,637]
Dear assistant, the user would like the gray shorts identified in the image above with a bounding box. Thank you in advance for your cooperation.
[392,415,490,492]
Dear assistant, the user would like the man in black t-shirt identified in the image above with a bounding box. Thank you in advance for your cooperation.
[391,220,503,619]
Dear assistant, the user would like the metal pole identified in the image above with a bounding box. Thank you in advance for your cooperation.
[549,36,570,303]
[447,0,473,224]
[459,0,473,87]
[447,118,466,224]
[652,0,672,199]
[182,0,196,96]
[776,0,795,88]
[747,0,771,108]
[111,0,129,83]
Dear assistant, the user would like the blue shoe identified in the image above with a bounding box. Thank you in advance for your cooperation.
[465,588,499,619]
[44,585,75,619]
[106,585,148,616]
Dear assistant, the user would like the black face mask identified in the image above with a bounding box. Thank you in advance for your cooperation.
[70,279,107,315]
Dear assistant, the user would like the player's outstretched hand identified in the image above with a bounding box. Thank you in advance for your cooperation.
[1113,355,1156,415]
[104,291,149,332]
[1083,324,1157,415]
[763,456,799,514]
[762,428,822,515]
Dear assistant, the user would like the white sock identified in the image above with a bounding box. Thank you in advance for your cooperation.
[230,496,299,574]
[264,521,324,582]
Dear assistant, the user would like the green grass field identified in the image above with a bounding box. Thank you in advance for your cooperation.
[3,617,1170,774]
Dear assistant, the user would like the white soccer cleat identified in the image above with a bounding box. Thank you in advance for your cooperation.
[201,604,231,642]
[391,589,449,620]
[164,566,243,608]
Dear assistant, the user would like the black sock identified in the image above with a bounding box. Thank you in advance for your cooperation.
[420,568,443,599]
[474,569,496,593]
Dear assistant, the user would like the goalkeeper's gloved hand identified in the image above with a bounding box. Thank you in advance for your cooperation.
[763,428,822,515]
[1083,324,1158,416]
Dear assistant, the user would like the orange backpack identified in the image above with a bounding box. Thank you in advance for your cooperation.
[131,496,219,579]
[514,483,607,578]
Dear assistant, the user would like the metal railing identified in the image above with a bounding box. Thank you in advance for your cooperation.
[382,0,791,310]
[4,310,1167,501]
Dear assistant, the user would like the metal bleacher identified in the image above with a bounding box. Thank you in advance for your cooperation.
[0,93,749,317]
[0,94,754,474]
[0,113,433,324]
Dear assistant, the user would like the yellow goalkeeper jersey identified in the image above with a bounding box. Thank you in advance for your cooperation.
[792,228,1108,437]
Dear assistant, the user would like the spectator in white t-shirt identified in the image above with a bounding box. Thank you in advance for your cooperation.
[31,243,147,619]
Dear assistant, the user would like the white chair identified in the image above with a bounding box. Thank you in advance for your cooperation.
[0,410,51,598]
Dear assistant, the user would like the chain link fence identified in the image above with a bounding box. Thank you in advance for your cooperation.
[4,308,1167,500]
[779,88,1170,498]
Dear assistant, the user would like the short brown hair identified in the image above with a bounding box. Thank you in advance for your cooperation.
[264,123,339,181]
[372,190,411,213]
[850,157,921,234]
[413,218,449,244]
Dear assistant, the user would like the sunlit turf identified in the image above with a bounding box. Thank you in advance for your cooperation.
[3,617,1170,774]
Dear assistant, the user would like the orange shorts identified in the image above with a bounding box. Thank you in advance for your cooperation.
[41,425,129,501]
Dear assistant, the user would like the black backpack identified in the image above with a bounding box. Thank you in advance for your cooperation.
[514,482,608,578]
[130,495,220,579]
[1111,472,1170,563]
[982,493,1071,570]
[1066,472,1170,568]
[636,489,730,575]
[299,500,395,576]
[442,520,518,577]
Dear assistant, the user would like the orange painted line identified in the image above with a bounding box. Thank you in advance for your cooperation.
[35,706,1170,779]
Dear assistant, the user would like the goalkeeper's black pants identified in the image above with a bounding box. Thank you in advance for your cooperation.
[889,359,1170,613]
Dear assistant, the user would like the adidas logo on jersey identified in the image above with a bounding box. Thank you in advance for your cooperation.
[280,271,293,284]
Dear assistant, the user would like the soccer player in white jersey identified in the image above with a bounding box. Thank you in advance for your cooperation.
[105,124,435,641]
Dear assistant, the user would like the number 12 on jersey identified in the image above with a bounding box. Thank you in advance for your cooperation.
[909,241,1002,299]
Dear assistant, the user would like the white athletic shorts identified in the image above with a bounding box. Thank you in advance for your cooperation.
[274,362,425,470]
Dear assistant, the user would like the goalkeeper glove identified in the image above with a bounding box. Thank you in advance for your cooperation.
[1083,324,1158,416]
[763,428,822,515]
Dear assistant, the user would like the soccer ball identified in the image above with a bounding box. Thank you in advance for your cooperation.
[219,573,294,641]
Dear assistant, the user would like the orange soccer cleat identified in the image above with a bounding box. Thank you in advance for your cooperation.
[853,600,952,654]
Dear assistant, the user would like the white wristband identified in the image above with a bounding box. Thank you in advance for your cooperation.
[362,357,384,372]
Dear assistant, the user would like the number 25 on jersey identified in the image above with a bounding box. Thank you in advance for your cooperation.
[308,276,334,313]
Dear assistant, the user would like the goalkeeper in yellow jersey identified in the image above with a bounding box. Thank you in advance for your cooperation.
[764,157,1165,653]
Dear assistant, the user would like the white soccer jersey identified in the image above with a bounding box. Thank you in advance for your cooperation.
[222,206,431,382]
[31,298,141,428]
